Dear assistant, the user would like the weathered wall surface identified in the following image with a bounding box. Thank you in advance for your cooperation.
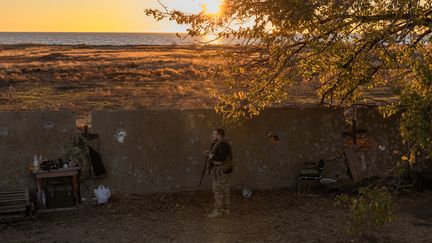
[0,111,76,190]
[356,109,402,176]
[0,108,403,194]
[92,108,346,194]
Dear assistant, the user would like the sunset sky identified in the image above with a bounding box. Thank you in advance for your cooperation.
[0,0,221,32]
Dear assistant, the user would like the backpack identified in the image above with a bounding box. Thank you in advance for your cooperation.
[222,141,234,174]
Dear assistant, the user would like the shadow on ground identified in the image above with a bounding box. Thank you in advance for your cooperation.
[1,189,431,243]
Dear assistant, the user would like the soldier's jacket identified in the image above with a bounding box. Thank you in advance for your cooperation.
[210,138,232,163]
[209,138,233,174]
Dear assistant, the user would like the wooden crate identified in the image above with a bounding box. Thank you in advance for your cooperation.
[0,188,32,223]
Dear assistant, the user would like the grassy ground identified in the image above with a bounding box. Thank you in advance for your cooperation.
[2,44,385,114]
[0,45,228,112]
[1,189,431,243]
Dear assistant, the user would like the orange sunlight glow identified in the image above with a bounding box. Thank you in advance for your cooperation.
[201,0,223,15]
[0,0,226,33]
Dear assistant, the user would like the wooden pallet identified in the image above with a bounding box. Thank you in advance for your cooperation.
[0,188,32,223]
[343,147,364,183]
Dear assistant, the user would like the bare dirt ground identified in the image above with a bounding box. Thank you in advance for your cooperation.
[1,189,431,243]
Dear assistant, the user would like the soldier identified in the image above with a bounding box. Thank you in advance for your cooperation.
[206,128,233,218]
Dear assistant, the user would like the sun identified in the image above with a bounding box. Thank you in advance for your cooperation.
[200,0,223,15]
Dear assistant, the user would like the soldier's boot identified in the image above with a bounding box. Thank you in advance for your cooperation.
[207,209,222,218]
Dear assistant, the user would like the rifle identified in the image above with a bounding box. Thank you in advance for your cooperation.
[199,142,215,187]
[198,157,210,188]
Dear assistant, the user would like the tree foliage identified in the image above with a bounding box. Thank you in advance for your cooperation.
[146,0,432,157]
[336,187,394,235]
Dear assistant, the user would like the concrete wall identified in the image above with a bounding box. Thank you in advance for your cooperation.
[357,109,402,176]
[0,111,76,190]
[92,108,346,194]
[0,108,403,194]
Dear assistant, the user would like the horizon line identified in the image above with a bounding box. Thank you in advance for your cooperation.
[0,31,189,34]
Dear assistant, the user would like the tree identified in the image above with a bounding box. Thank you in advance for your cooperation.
[146,0,432,158]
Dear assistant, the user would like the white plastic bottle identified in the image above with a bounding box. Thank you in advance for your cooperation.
[33,154,39,167]
[41,190,47,208]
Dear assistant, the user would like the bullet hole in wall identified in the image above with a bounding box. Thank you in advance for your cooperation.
[43,121,55,129]
[268,133,281,144]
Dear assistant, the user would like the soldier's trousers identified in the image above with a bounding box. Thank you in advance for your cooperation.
[212,167,230,211]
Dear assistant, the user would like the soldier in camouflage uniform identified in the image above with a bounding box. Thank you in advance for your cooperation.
[207,128,233,218]
[65,131,90,181]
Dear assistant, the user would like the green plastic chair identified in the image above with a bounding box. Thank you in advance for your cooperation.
[297,159,325,196]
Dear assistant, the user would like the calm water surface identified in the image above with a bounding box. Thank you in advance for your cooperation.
[0,32,225,46]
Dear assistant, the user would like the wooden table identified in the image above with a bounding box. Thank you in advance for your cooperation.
[34,167,80,212]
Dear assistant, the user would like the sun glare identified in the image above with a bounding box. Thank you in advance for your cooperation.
[201,0,222,15]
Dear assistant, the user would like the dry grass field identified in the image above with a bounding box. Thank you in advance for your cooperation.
[0,45,228,112]
[0,44,398,126]
[0,45,345,114]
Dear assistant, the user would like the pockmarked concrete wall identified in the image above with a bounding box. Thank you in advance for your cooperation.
[357,109,402,176]
[92,108,346,194]
[0,108,403,194]
[0,111,76,190]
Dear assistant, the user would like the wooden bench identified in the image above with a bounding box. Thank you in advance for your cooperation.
[0,188,32,223]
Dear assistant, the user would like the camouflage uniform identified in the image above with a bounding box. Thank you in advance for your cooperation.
[211,164,231,212]
[66,131,90,180]
[208,138,232,216]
